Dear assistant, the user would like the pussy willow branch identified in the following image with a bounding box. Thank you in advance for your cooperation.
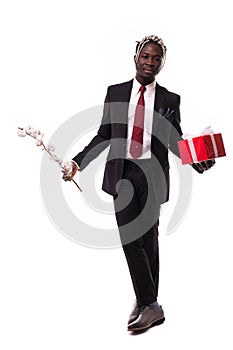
[18,127,82,192]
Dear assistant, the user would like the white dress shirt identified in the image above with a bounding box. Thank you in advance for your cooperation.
[125,78,156,159]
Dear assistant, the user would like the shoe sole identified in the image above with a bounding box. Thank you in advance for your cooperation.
[127,317,165,331]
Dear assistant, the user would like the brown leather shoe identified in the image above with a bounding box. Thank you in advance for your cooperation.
[127,304,165,331]
[128,302,144,325]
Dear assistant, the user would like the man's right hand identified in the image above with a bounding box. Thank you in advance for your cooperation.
[62,161,79,181]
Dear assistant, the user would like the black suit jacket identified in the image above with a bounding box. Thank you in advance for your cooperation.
[73,79,183,203]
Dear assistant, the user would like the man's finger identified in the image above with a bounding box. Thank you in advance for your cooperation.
[206,159,215,168]
[201,159,215,170]
[199,161,207,170]
[191,163,204,173]
[63,176,72,181]
[62,172,72,181]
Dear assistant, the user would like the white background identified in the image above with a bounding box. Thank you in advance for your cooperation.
[1,0,233,349]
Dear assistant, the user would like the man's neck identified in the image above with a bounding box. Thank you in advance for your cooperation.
[135,75,155,86]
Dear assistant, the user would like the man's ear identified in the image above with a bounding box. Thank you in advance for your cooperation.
[134,55,137,64]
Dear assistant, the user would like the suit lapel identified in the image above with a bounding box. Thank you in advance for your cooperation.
[154,83,166,112]
[152,83,167,134]
[114,80,133,139]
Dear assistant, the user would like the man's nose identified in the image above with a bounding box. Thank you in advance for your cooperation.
[146,57,153,65]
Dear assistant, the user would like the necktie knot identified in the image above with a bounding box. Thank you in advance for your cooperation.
[139,85,146,93]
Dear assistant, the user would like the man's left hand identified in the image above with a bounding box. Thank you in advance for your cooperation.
[191,159,216,173]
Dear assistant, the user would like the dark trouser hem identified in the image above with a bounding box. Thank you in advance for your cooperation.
[137,298,158,308]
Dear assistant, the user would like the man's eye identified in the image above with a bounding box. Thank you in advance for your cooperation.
[142,55,148,58]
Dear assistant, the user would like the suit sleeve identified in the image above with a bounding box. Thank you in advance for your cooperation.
[72,88,112,170]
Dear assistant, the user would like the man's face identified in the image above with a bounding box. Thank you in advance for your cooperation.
[134,43,163,85]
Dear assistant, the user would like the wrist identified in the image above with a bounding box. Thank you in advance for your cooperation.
[71,160,79,170]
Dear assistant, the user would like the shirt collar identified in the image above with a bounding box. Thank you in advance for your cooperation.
[132,77,156,97]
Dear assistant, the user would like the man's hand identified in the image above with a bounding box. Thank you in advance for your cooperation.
[62,161,79,181]
[191,159,216,173]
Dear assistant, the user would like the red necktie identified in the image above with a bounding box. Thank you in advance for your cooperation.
[129,85,146,159]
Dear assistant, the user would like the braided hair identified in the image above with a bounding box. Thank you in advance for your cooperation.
[135,35,167,72]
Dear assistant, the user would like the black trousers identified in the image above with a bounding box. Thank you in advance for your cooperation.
[113,159,161,307]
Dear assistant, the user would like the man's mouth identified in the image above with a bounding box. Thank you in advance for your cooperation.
[143,67,154,73]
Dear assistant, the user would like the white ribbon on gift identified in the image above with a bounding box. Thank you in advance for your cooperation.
[183,126,218,163]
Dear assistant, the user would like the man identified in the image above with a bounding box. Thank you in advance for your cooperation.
[63,35,215,332]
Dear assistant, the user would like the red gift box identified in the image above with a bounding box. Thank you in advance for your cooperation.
[178,131,226,165]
